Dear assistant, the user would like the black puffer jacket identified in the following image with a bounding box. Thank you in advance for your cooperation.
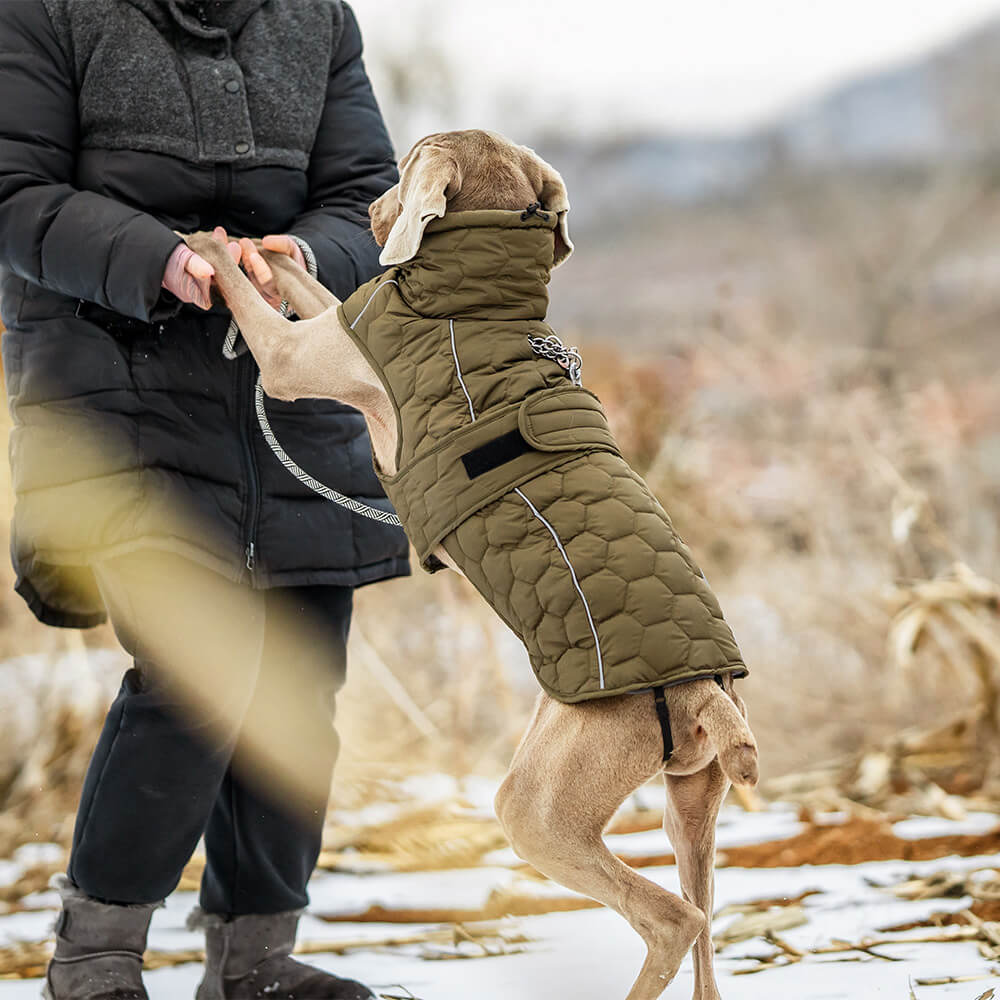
[0,0,409,628]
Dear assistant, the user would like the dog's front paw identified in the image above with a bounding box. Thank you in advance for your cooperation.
[179,230,237,272]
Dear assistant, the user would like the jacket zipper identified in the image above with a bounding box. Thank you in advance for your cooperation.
[236,351,261,582]
[213,164,232,216]
[216,162,256,576]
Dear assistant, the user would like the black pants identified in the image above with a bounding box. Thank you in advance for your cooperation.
[67,551,353,915]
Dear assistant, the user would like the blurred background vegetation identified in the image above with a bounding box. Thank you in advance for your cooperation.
[1,3,999,856]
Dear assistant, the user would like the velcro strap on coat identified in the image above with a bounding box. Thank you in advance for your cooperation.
[378,386,621,569]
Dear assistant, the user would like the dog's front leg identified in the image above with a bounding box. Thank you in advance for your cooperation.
[182,232,304,396]
[183,232,364,406]
[259,248,339,320]
[662,761,729,1000]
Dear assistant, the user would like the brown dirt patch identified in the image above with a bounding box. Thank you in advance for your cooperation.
[316,893,601,925]
[615,817,1000,870]
[722,818,1000,868]
[881,898,1000,933]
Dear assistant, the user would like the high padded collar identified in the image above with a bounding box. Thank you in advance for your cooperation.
[395,210,558,321]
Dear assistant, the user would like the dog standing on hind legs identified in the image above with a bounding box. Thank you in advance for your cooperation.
[497,679,756,1000]
[186,129,759,1000]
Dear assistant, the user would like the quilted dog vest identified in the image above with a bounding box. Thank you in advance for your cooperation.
[338,210,747,702]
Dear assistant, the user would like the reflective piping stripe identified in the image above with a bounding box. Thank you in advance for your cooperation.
[450,318,476,422]
[513,486,606,689]
[349,279,399,330]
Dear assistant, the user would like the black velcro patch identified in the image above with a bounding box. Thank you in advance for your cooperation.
[461,429,532,479]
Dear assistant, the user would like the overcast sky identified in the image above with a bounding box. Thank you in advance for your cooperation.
[351,0,1000,138]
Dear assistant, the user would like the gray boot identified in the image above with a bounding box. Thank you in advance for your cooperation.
[44,876,159,1000]
[189,909,374,1000]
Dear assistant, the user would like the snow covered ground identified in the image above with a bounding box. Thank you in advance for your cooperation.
[0,797,998,999]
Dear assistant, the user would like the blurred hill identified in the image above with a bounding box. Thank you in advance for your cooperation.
[539,15,1000,225]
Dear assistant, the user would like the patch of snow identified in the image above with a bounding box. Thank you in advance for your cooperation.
[892,811,999,839]
[714,804,806,847]
[12,844,64,868]
[0,861,23,889]
[305,866,521,917]
[395,773,462,804]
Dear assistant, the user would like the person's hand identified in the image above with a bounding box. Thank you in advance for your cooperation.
[161,243,216,310]
[213,228,306,310]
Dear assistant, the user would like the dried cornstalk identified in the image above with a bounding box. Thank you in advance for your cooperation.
[317,801,508,873]
[0,940,52,980]
[715,889,822,918]
[914,974,996,985]
[732,925,989,978]
[714,905,808,949]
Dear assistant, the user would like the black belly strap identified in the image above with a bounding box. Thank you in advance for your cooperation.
[652,686,674,762]
[653,675,728,763]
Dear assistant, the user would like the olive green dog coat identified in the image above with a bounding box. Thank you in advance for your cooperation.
[339,210,746,703]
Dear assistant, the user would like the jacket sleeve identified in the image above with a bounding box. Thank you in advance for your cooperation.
[0,2,181,321]
[290,3,398,300]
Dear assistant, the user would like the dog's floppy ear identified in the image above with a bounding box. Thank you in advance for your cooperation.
[379,143,463,266]
[535,156,573,267]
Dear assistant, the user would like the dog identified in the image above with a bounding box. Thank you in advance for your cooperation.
[185,129,759,1000]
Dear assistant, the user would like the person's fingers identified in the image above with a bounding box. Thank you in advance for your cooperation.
[190,273,212,310]
[186,253,215,281]
[212,225,229,244]
[180,274,211,311]
[261,234,306,270]
[183,252,215,310]
[239,237,281,306]
[197,276,214,310]
[240,237,272,282]
[225,241,241,265]
[260,234,293,253]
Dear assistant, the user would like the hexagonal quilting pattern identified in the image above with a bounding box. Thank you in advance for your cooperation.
[444,451,744,702]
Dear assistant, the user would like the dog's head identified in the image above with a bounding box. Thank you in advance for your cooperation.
[369,129,573,269]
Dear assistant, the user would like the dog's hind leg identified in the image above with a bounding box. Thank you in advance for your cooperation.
[662,761,729,1000]
[495,694,705,1000]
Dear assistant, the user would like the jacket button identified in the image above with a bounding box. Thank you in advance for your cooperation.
[224,79,240,93]
[234,142,250,154]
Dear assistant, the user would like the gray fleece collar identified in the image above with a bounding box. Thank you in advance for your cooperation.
[124,0,268,38]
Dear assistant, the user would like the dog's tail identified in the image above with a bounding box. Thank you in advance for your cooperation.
[700,684,759,787]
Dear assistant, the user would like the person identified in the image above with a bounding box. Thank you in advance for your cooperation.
[0,1,409,998]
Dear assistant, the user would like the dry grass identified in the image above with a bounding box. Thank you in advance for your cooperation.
[0,165,997,854]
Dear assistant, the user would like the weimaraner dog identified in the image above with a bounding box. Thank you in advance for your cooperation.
[185,129,758,1000]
